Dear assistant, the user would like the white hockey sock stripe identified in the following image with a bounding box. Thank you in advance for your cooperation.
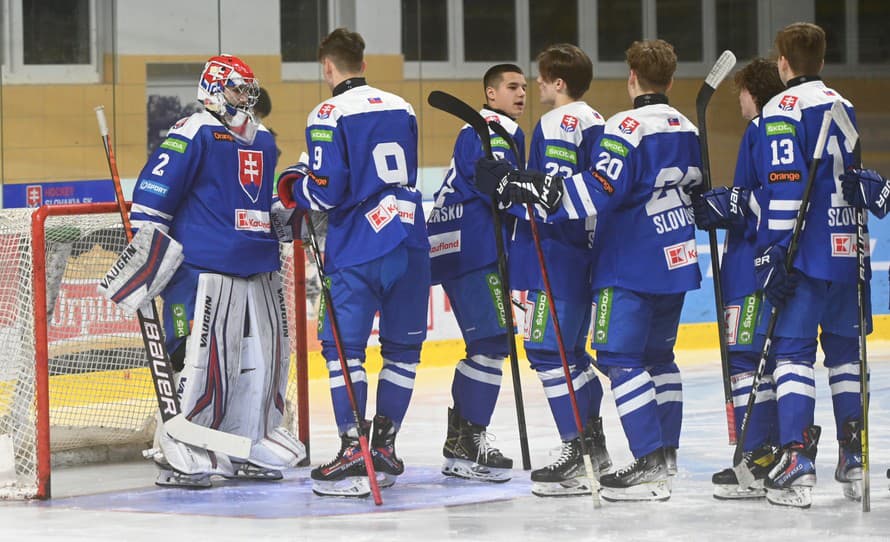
[456,361,502,386]
[613,372,656,417]
[537,365,589,399]
[650,371,682,405]
[379,360,417,390]
[326,358,367,388]
[774,362,815,401]
[828,363,864,396]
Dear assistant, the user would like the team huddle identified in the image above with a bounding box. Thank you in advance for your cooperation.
[99,22,883,509]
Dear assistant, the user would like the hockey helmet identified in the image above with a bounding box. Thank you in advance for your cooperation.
[198,54,260,143]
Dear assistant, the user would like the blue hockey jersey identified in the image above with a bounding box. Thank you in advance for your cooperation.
[721,118,762,300]
[291,83,428,272]
[756,78,866,283]
[428,108,524,284]
[510,102,604,299]
[543,98,703,294]
[131,110,280,276]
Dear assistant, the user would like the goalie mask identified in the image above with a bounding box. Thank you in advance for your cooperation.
[198,54,260,144]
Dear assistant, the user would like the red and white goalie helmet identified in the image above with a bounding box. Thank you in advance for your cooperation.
[198,54,261,143]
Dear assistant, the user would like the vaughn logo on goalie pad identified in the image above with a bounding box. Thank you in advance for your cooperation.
[97,224,184,315]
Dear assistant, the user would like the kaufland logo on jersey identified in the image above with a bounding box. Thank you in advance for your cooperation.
[235,209,271,232]
[26,185,42,207]
[238,149,263,203]
[560,115,578,133]
[619,117,639,134]
[831,233,856,257]
[317,103,335,119]
[664,240,698,270]
[779,95,798,111]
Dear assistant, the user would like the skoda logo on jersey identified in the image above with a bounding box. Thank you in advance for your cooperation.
[561,114,578,133]
[238,149,264,203]
[778,95,798,111]
[317,103,335,119]
[619,117,639,134]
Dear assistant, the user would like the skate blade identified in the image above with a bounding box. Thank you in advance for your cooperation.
[600,480,671,502]
[225,464,283,481]
[155,470,212,489]
[532,479,592,498]
[713,482,766,500]
[442,458,512,483]
[312,476,371,497]
[841,480,862,502]
[766,486,812,508]
[377,471,399,489]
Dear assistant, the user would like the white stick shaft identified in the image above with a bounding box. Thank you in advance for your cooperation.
[95,106,109,137]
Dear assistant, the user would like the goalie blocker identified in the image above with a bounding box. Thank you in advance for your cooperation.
[97,223,184,315]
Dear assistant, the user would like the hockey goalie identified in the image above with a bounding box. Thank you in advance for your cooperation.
[99,54,305,488]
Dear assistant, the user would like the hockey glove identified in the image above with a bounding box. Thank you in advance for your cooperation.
[754,244,799,308]
[276,162,317,209]
[691,186,751,232]
[496,170,565,214]
[270,197,305,243]
[474,158,515,197]
[839,167,890,219]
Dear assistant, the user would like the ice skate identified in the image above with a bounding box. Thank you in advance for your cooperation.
[584,417,612,474]
[371,414,404,489]
[712,444,778,500]
[765,426,820,509]
[834,420,862,502]
[225,461,283,481]
[531,437,592,497]
[600,448,671,502]
[442,408,512,483]
[664,446,678,477]
[311,427,370,497]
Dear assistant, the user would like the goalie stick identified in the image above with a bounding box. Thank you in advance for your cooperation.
[695,50,738,445]
[732,108,834,488]
[94,106,251,459]
[831,102,870,512]
[303,211,383,506]
[427,90,532,471]
[487,119,601,507]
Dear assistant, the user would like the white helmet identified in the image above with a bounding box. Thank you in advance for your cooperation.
[197,54,260,144]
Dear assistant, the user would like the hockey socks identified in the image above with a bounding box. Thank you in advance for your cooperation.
[535,363,595,440]
[451,354,504,427]
[608,367,663,458]
[326,358,368,433]
[648,362,683,449]
[774,361,816,446]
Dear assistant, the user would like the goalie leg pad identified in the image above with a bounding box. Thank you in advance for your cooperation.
[149,415,235,478]
[97,222,184,315]
[178,273,248,452]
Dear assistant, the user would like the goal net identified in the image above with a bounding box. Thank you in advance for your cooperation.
[0,203,309,499]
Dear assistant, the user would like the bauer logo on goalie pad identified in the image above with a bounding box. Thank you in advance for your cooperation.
[97,224,184,315]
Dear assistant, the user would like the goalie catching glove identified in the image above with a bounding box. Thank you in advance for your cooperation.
[474,158,564,213]
[97,223,184,315]
[691,186,751,231]
[839,167,890,219]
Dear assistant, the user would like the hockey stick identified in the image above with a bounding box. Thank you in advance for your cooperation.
[695,50,738,445]
[831,101,870,512]
[427,90,532,471]
[487,119,601,507]
[732,109,834,487]
[94,106,251,458]
[303,212,383,506]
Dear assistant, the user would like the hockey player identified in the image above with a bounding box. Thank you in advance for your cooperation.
[426,64,526,483]
[513,44,610,497]
[748,22,865,508]
[102,54,306,488]
[273,28,430,497]
[692,58,785,500]
[477,39,702,502]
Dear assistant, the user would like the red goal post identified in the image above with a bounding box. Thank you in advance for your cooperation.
[0,203,309,499]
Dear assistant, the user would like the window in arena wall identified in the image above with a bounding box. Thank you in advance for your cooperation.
[280,0,333,80]
[529,1,578,60]
[813,0,890,75]
[402,0,448,62]
[1,0,102,84]
[715,0,757,61]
